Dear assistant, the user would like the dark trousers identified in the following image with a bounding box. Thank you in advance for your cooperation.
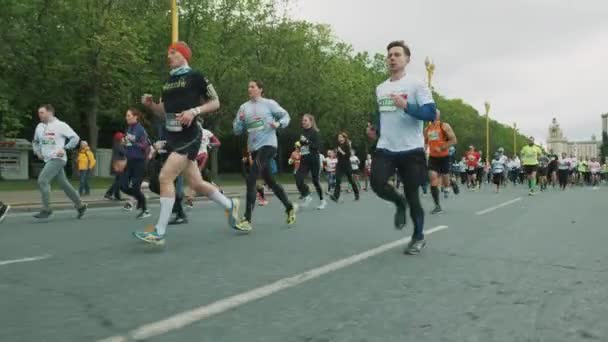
[78,169,90,195]
[120,158,147,211]
[296,153,323,200]
[371,149,427,241]
[245,146,292,222]
[333,163,359,200]
[105,174,122,199]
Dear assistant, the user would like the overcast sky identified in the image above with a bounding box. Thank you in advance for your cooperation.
[290,0,608,143]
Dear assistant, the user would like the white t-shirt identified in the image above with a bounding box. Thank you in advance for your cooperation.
[375,73,434,152]
[32,118,80,162]
[365,159,372,171]
[558,158,570,170]
[589,161,601,173]
[491,159,505,174]
[350,155,360,170]
[199,129,215,154]
[325,158,337,173]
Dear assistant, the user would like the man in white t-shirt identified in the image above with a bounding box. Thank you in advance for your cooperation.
[32,104,87,220]
[366,40,436,255]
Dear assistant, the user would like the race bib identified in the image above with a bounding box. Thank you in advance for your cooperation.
[378,97,397,112]
[165,113,183,132]
[300,145,310,155]
[428,130,440,141]
[247,119,265,132]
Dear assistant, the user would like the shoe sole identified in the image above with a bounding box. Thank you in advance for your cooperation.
[405,242,427,255]
[137,214,152,219]
[132,232,165,246]
[0,205,10,223]
[34,213,54,220]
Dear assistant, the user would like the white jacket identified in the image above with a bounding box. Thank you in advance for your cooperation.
[32,118,80,163]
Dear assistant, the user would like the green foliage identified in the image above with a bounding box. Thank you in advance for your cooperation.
[1,0,530,171]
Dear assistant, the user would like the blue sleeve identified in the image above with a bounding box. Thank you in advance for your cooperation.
[233,105,245,135]
[269,100,290,128]
[405,103,436,122]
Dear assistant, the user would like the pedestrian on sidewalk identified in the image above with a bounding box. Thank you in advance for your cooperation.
[76,141,96,196]
[32,104,87,220]
[105,132,126,201]
[0,201,10,223]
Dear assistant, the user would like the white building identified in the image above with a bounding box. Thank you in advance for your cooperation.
[546,118,600,160]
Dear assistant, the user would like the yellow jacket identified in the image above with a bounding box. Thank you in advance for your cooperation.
[77,148,96,171]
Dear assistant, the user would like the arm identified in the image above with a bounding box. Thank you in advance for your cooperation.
[135,126,149,153]
[62,123,80,150]
[440,123,458,149]
[405,103,437,121]
[269,100,290,128]
[189,78,221,118]
[32,125,42,158]
[233,105,246,135]
[209,134,221,148]
[88,151,97,169]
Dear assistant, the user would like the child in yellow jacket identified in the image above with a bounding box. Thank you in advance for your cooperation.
[76,141,96,196]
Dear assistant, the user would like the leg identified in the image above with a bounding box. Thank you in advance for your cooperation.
[345,169,359,198]
[84,170,91,195]
[79,170,86,195]
[332,168,344,200]
[257,147,292,211]
[55,165,83,208]
[37,160,66,212]
[370,151,402,206]
[244,156,259,222]
[397,151,427,241]
[429,169,440,208]
[309,154,324,200]
[295,160,311,198]
[154,153,189,235]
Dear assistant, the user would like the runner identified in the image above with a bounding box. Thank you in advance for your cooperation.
[0,201,10,223]
[520,136,543,195]
[185,127,221,208]
[324,149,337,194]
[547,153,558,188]
[348,149,361,193]
[233,79,297,231]
[295,114,326,210]
[465,145,481,189]
[557,153,570,190]
[134,41,241,245]
[424,109,457,214]
[491,153,506,193]
[537,153,550,191]
[363,154,372,191]
[330,132,360,202]
[589,157,601,188]
[120,108,151,219]
[367,40,436,255]
[32,104,87,220]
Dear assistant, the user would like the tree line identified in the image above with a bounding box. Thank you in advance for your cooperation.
[0,0,529,174]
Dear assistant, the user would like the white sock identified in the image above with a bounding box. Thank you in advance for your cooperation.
[155,197,175,236]
[209,190,231,210]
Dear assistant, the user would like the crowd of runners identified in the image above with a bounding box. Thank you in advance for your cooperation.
[0,40,604,255]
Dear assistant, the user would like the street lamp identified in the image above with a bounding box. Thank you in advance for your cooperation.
[424,57,435,89]
[484,101,491,164]
[171,0,179,43]
[513,122,517,156]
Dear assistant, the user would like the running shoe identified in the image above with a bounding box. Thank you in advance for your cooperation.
[225,198,240,230]
[133,229,165,246]
[258,198,269,206]
[452,182,460,195]
[104,194,113,201]
[354,193,360,201]
[34,210,53,220]
[123,201,134,211]
[300,195,313,208]
[169,215,188,225]
[286,204,298,225]
[185,197,194,209]
[136,209,151,219]
[431,206,443,215]
[316,199,327,210]
[234,218,253,232]
[0,204,10,223]
[329,194,339,203]
[394,197,407,230]
[77,204,87,219]
[404,239,426,255]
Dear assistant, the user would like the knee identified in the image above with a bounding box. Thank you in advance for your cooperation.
[370,175,385,194]
[38,178,49,188]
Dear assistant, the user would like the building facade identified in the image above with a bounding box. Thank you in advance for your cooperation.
[546,118,600,160]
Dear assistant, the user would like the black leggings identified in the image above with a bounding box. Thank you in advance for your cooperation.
[333,163,358,199]
[558,169,569,189]
[245,146,292,222]
[120,158,147,211]
[296,153,323,200]
[370,149,427,241]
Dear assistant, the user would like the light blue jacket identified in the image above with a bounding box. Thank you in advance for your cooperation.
[233,98,290,152]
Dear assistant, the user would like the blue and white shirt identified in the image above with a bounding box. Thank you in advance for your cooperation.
[233,98,290,152]
[376,74,435,152]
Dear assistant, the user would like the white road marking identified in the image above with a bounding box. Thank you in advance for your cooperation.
[475,197,522,215]
[0,254,52,267]
[98,225,449,342]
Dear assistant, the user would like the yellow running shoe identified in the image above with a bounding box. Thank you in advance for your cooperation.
[234,218,252,232]
[286,203,298,225]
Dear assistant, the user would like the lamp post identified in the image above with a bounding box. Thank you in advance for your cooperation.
[171,0,179,43]
[484,101,491,164]
[424,57,435,90]
[513,122,517,156]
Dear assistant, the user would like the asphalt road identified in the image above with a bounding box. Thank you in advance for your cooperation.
[1,185,606,342]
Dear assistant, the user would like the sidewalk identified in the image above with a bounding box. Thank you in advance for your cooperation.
[2,184,300,213]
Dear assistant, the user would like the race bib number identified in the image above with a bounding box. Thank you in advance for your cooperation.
[378,97,397,112]
[428,130,440,141]
[247,119,265,132]
[300,145,310,155]
[165,113,183,132]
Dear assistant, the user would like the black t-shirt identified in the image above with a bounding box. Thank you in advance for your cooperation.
[299,128,320,155]
[336,142,351,166]
[161,70,215,144]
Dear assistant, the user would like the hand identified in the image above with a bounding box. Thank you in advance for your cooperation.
[177,110,195,127]
[141,94,154,107]
[153,141,166,151]
[56,149,65,157]
[270,121,280,129]
[390,94,408,110]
